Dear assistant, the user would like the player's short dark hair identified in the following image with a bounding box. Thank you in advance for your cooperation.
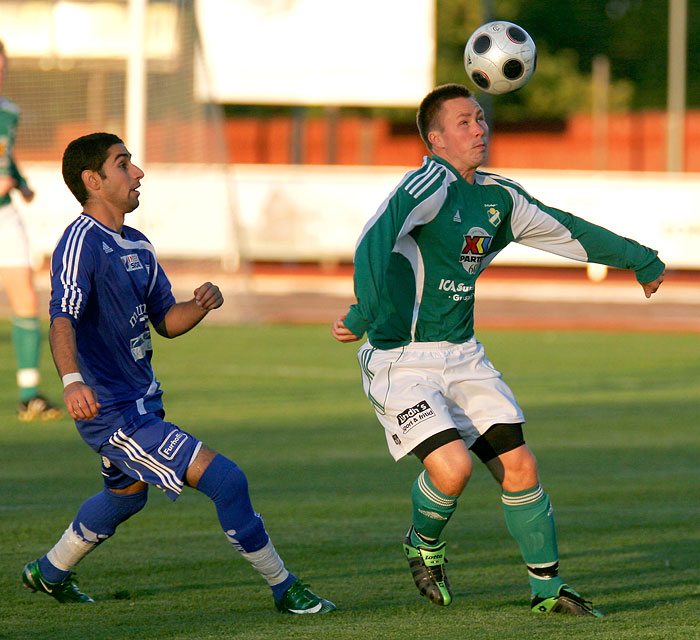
[62,132,123,205]
[416,84,474,152]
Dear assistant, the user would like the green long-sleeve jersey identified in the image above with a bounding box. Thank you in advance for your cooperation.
[0,96,27,207]
[344,155,665,349]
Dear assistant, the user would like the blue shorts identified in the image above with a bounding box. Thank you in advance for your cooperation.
[98,411,202,501]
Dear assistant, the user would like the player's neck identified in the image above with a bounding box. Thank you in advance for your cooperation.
[83,202,126,234]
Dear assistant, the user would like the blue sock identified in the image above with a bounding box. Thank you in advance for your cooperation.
[271,574,298,601]
[197,454,297,598]
[39,488,148,583]
[196,454,270,553]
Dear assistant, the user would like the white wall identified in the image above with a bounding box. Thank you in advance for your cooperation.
[15,162,700,270]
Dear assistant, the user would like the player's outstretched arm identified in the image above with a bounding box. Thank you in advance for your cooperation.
[155,281,223,338]
[331,313,361,343]
[641,271,665,298]
[49,317,101,420]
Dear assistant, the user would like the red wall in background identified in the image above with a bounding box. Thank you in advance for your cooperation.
[26,111,700,171]
[222,110,700,172]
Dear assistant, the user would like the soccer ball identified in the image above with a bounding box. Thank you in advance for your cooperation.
[464,21,537,95]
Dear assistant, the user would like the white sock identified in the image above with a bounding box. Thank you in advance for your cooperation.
[239,540,290,586]
[45,525,97,571]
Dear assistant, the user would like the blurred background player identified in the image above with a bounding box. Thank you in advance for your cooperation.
[0,40,61,421]
[332,83,665,617]
[21,132,335,614]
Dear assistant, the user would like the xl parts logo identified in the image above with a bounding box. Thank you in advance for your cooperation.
[459,227,492,274]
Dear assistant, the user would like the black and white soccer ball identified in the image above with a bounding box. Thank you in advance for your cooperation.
[464,21,537,95]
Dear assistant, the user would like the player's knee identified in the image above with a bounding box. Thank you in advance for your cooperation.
[420,436,472,496]
[73,487,148,543]
[497,446,539,492]
[196,454,250,507]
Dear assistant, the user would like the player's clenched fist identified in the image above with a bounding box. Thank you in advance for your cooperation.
[331,314,361,343]
[641,271,665,299]
[63,381,101,420]
[194,282,224,311]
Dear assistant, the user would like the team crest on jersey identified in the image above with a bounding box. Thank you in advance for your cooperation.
[486,206,501,226]
[121,253,143,272]
[459,227,492,274]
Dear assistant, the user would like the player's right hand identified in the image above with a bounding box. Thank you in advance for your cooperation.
[63,382,101,420]
[331,314,361,343]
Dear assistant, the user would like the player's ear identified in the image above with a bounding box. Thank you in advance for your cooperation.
[428,130,442,150]
[82,169,101,193]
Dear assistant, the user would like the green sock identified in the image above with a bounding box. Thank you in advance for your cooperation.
[410,470,458,546]
[502,484,563,598]
[12,316,41,402]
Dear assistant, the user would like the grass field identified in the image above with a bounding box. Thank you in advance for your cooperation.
[1,322,698,640]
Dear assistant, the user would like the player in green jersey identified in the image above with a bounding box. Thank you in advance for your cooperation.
[332,84,664,617]
[0,40,61,421]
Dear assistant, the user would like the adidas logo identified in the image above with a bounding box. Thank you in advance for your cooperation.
[102,242,113,254]
[453,210,461,223]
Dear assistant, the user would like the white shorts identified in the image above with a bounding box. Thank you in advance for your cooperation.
[0,202,31,268]
[358,339,525,461]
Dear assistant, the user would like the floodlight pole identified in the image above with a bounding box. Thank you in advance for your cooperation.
[126,0,147,166]
[666,0,687,172]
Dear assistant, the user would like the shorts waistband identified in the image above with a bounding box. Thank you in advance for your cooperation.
[369,338,476,352]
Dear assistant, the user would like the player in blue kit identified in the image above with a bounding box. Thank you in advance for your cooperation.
[21,132,335,614]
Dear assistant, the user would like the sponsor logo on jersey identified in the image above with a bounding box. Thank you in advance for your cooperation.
[459,227,492,274]
[129,303,148,328]
[438,278,474,302]
[102,241,113,254]
[158,429,189,460]
[0,136,10,170]
[397,400,435,433]
[129,330,152,361]
[121,253,143,272]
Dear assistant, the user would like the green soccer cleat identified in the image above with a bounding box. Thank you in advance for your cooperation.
[402,527,452,606]
[21,560,94,604]
[274,579,336,614]
[531,585,603,617]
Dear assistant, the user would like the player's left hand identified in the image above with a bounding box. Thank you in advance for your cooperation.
[194,282,224,311]
[641,270,665,298]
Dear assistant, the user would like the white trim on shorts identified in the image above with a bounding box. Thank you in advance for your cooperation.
[108,428,185,495]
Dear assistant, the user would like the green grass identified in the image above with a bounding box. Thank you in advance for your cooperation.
[0,323,699,639]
